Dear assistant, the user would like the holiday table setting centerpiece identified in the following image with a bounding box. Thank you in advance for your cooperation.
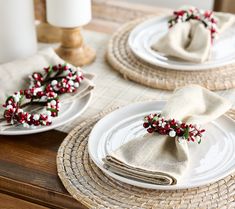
[0,1,235,209]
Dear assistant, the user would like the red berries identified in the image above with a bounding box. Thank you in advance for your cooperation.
[159,129,167,135]
[181,123,186,129]
[52,65,58,71]
[176,128,181,134]
[60,88,66,93]
[143,122,149,128]
[51,112,57,117]
[37,91,44,97]
[170,119,176,126]
[164,124,171,130]
[143,113,205,144]
[147,128,154,133]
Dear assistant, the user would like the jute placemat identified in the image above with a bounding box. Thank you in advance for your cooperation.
[106,18,235,91]
[57,109,235,209]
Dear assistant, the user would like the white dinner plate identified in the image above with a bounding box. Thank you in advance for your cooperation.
[0,93,92,135]
[88,101,235,190]
[128,16,235,71]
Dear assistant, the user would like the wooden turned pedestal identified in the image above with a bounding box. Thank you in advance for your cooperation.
[55,28,96,67]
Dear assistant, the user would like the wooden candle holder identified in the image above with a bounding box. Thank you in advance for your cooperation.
[37,22,61,43]
[34,0,61,43]
[55,28,96,66]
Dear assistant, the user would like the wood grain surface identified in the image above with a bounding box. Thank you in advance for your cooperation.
[0,130,87,209]
[0,193,49,209]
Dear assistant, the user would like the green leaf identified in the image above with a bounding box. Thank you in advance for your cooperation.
[47,108,57,113]
[153,116,158,121]
[6,96,14,103]
[19,95,24,105]
[183,127,189,139]
[48,65,53,74]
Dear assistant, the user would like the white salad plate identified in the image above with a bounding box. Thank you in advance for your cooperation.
[88,101,235,190]
[128,16,235,71]
[0,93,92,135]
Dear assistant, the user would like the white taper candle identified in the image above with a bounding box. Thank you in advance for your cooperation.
[46,0,92,28]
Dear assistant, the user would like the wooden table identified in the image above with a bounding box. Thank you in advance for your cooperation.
[0,1,171,208]
[0,131,83,209]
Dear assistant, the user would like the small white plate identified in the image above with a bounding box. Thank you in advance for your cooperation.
[0,93,92,135]
[88,101,235,190]
[128,16,235,71]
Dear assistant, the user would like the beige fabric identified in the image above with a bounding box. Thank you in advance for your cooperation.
[152,12,235,63]
[103,85,232,185]
[0,48,94,121]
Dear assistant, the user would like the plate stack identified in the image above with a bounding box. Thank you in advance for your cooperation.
[107,16,235,90]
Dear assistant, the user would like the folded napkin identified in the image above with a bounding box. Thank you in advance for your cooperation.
[103,85,232,185]
[0,48,94,128]
[151,9,235,63]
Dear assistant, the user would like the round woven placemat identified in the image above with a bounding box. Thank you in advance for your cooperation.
[106,18,235,91]
[57,109,235,209]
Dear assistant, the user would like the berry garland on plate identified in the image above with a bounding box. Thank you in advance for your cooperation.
[143,113,205,144]
[2,63,84,128]
[168,7,218,42]
[29,63,83,93]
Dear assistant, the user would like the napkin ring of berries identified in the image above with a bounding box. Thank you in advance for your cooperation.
[143,113,205,144]
[168,7,218,42]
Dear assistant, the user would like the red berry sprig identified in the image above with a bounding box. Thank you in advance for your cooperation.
[143,113,205,144]
[3,90,59,128]
[29,63,84,93]
[2,63,84,128]
[168,7,218,43]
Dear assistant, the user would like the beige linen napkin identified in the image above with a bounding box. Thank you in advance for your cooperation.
[151,11,235,63]
[0,48,94,127]
[103,85,232,185]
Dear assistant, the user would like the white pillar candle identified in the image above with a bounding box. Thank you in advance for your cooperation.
[46,0,92,28]
[0,0,37,63]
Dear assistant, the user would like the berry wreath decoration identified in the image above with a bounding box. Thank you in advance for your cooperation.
[2,63,84,128]
[143,113,205,144]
